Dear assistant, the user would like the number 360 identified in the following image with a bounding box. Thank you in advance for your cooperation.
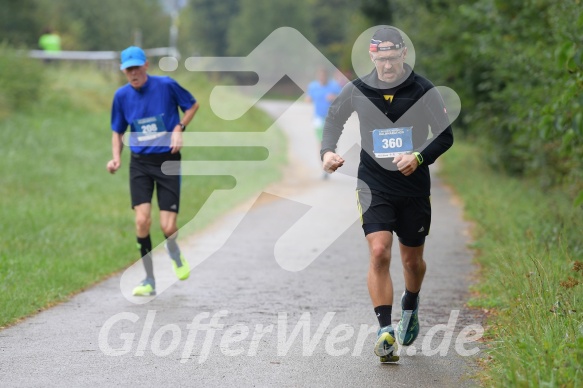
[382,138,403,149]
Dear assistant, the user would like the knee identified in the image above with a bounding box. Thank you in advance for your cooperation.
[160,224,177,237]
[135,214,151,233]
[402,255,425,273]
[159,211,178,237]
[370,244,391,271]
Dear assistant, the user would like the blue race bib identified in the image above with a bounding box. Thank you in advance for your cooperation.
[133,114,167,142]
[372,127,413,158]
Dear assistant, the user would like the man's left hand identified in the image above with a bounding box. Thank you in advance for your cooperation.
[393,154,419,176]
[170,128,183,154]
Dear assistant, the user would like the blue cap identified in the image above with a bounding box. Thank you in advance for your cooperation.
[120,46,147,70]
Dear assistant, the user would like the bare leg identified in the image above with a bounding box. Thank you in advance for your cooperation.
[399,243,426,293]
[366,231,394,307]
[134,203,152,238]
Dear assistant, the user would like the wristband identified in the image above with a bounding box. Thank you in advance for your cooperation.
[413,151,423,165]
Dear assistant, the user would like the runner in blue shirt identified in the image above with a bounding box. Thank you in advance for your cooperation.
[306,68,342,141]
[107,46,200,296]
[306,68,342,179]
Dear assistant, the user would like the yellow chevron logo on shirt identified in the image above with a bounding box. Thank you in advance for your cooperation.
[384,95,394,102]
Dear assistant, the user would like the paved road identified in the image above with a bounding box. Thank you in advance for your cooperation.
[0,101,482,387]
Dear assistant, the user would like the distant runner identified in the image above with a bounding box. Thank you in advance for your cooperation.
[306,68,342,179]
[106,46,200,296]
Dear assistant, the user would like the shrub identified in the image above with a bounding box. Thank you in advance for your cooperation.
[0,44,45,116]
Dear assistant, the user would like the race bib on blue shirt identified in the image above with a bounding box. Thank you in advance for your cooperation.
[133,115,167,142]
[372,127,413,158]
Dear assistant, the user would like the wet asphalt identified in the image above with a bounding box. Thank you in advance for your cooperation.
[0,101,483,387]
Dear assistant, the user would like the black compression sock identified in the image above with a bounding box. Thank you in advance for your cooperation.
[164,234,180,254]
[403,289,419,310]
[374,305,392,328]
[164,234,182,265]
[137,235,154,283]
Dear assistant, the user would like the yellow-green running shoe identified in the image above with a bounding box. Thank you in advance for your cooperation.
[172,254,190,280]
[380,354,400,363]
[374,325,399,362]
[396,292,420,346]
[132,280,156,296]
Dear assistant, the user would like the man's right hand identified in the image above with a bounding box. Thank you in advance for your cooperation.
[322,152,345,173]
[106,159,121,174]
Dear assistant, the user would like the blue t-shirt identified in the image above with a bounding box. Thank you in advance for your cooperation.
[307,79,342,119]
[111,75,196,154]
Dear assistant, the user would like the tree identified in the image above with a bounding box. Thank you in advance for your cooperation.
[182,0,240,56]
[30,0,170,50]
[226,0,315,56]
[308,0,358,65]
[360,0,393,25]
[0,0,43,47]
[390,0,583,196]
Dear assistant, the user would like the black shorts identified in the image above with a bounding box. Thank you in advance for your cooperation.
[129,152,181,212]
[356,189,431,247]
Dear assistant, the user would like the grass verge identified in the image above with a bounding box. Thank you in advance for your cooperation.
[0,62,286,327]
[439,141,582,387]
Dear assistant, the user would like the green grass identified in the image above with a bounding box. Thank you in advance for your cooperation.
[439,142,583,387]
[0,63,286,327]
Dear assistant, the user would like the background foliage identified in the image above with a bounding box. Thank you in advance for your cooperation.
[394,0,583,199]
[0,45,46,116]
[1,0,581,383]
[2,0,580,200]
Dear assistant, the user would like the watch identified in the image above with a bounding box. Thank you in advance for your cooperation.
[178,123,186,131]
[413,151,423,165]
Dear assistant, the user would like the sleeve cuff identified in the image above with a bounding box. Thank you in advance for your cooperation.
[320,148,335,161]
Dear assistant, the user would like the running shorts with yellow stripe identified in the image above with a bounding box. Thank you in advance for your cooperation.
[356,188,431,247]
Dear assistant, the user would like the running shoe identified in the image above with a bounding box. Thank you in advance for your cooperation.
[165,243,190,281]
[396,292,420,346]
[379,354,400,363]
[132,279,156,296]
[374,325,399,362]
[172,254,190,280]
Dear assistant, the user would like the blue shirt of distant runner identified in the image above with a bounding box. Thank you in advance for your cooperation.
[307,79,342,119]
[111,75,196,154]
